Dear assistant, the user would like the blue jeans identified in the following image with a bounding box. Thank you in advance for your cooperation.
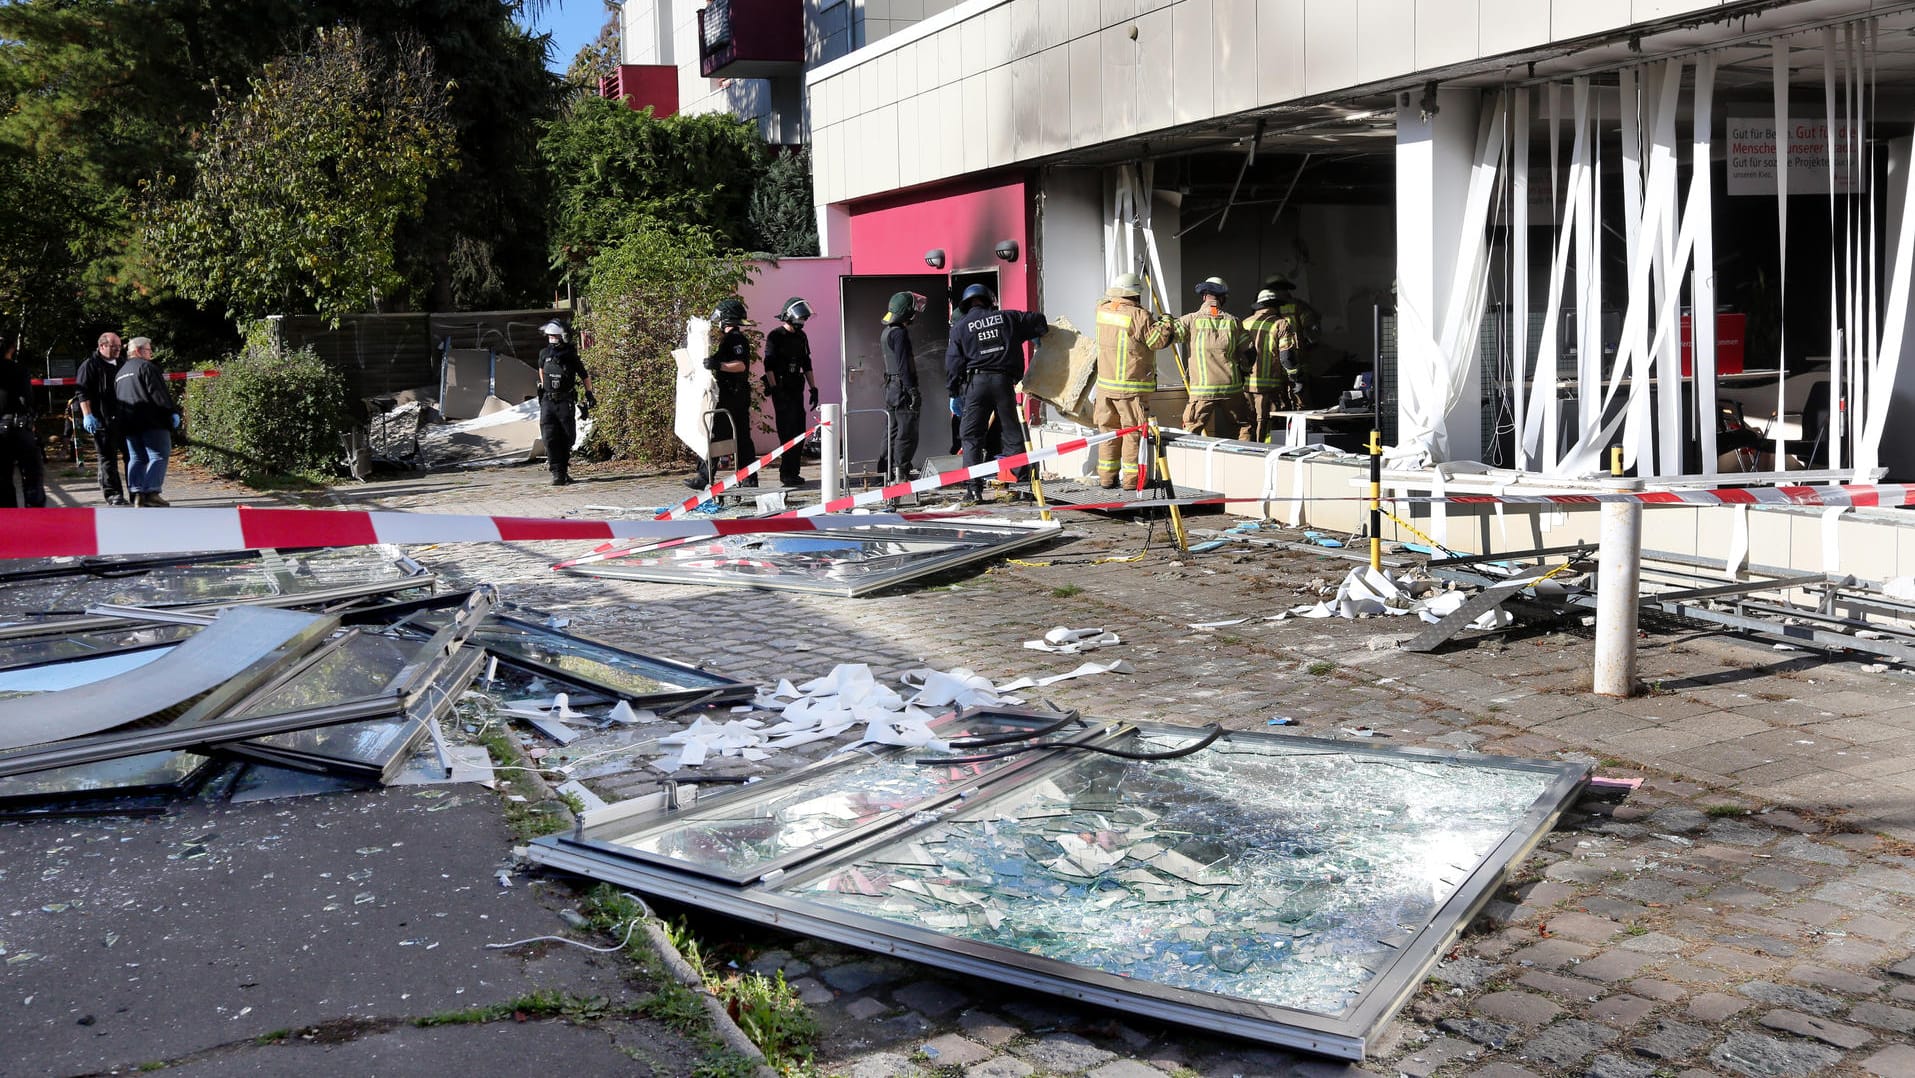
[124,428,172,494]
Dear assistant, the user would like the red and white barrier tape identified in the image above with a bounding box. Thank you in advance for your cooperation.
[1028,482,1915,512]
[32,370,220,387]
[0,507,928,561]
[790,424,1148,518]
[655,419,828,520]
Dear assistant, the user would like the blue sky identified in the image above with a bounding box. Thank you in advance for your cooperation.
[520,0,617,74]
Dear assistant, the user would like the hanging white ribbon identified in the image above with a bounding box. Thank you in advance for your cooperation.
[1773,40,1791,470]
[1692,55,1720,470]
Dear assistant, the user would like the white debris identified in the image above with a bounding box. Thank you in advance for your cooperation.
[1023,626,1122,654]
[997,659,1134,693]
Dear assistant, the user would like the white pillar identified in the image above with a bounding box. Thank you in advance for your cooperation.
[1593,484,1643,697]
[1396,88,1485,463]
[820,403,841,502]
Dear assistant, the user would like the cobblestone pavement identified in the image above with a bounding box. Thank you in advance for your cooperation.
[35,454,1915,1077]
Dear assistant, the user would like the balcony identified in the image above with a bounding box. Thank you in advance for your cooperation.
[697,0,804,80]
[598,65,678,117]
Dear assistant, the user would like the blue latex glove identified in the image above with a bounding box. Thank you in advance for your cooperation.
[83,413,101,435]
[948,397,961,417]
[171,413,182,430]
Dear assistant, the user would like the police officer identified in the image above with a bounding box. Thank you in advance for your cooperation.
[1239,288,1296,442]
[1173,277,1251,438]
[0,334,45,508]
[692,296,758,490]
[536,321,592,486]
[763,297,818,487]
[1093,273,1173,489]
[74,331,127,505]
[880,291,926,482]
[1263,276,1322,407]
[944,283,1048,501]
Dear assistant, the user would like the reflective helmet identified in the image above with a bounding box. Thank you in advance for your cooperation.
[1105,272,1144,300]
[885,291,926,324]
[959,283,996,310]
[1195,276,1229,297]
[712,297,748,326]
[780,297,813,324]
[1254,289,1280,307]
[538,320,566,340]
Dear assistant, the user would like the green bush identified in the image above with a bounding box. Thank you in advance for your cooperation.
[184,327,352,482]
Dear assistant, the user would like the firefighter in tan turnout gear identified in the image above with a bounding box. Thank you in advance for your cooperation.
[1093,272,1174,489]
[1238,288,1296,443]
[1173,277,1251,438]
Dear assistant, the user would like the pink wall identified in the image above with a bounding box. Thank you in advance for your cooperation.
[603,65,678,117]
[846,174,1033,308]
[738,256,848,435]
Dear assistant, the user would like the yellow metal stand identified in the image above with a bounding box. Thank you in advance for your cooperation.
[1368,429,1383,572]
[1148,420,1189,553]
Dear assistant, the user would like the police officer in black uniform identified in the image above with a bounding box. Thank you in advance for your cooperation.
[944,283,1049,500]
[75,331,127,505]
[0,334,45,508]
[881,291,925,482]
[536,320,593,486]
[691,297,758,490]
[763,297,818,487]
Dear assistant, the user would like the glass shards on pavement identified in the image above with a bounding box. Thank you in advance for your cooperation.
[530,711,1587,1059]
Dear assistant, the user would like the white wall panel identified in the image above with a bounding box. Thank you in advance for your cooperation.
[1101,23,1142,140]
[1213,0,1259,117]
[1102,0,1140,25]
[1633,0,1724,20]
[986,62,1015,166]
[1256,0,1307,105]
[895,39,919,100]
[984,4,1013,69]
[961,74,989,173]
[1357,0,1416,84]
[874,103,902,191]
[1070,0,1102,38]
[1008,0,1042,57]
[1551,0,1631,41]
[1477,0,1549,56]
[937,27,962,90]
[1415,0,1477,69]
[1040,45,1075,155]
[1038,0,1072,51]
[1069,34,1106,146]
[1008,53,1043,159]
[1136,5,1176,134]
[1172,0,1216,126]
[939,82,966,181]
[1301,0,1358,95]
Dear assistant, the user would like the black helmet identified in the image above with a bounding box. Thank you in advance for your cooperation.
[959,283,995,310]
[780,297,812,323]
[1265,276,1297,292]
[712,297,748,326]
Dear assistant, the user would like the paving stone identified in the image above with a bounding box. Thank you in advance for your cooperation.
[1577,950,1662,983]
[1745,867,1817,893]
[1519,970,1597,999]
[1465,1065,1543,1078]
[1786,962,1885,995]
[1689,992,1754,1021]
[1708,1031,1843,1078]
[895,980,967,1017]
[1620,931,1688,954]
[1291,1062,1388,1078]
[1520,1018,1618,1067]
[1439,1016,1521,1050]
[1432,956,1504,990]
[1397,1036,1482,1077]
[1549,912,1627,944]
[1615,878,1696,905]
[1736,981,1845,1017]
[1714,931,1799,957]
[1589,994,1657,1028]
[1695,947,1784,975]
[1186,1048,1300,1076]
[958,1009,1018,1046]
[845,1052,922,1078]
[787,975,834,1005]
[919,1034,995,1067]
[1891,955,1915,979]
[1512,939,1597,970]
[1474,990,1563,1028]
[1757,1009,1872,1050]
[1630,1019,1712,1061]
[843,996,890,1021]
[1775,836,1851,867]
[1859,1044,1915,1078]
[1001,1000,1075,1028]
[1844,913,1914,942]
[1848,1000,1915,1034]
[1629,979,1689,1002]
[1546,862,1615,885]
[1086,1062,1164,1078]
[823,960,900,994]
[965,1058,1036,1078]
[1582,896,1654,921]
[1817,936,1893,968]
[1585,1052,1659,1078]
[1019,1032,1117,1072]
[1652,807,1713,833]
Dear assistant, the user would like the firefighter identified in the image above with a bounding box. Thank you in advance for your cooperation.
[1263,276,1322,408]
[881,291,926,482]
[690,297,758,490]
[1092,272,1173,489]
[1239,288,1295,442]
[1173,277,1250,438]
[763,297,818,487]
[536,320,593,486]
[944,283,1048,501]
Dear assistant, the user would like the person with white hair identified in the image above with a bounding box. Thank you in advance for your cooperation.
[113,336,181,507]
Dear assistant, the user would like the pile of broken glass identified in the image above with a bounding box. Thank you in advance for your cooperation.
[0,547,750,815]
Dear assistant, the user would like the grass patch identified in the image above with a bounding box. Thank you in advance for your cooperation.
[416,991,629,1028]
[1306,661,1335,676]
[254,1028,292,1046]
[1625,922,1650,936]
[1050,584,1084,599]
[1705,804,1748,818]
[476,728,570,841]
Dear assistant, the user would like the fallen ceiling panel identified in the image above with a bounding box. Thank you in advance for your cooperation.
[556,520,1061,597]
[531,713,1586,1059]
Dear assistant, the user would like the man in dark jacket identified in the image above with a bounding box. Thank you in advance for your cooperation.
[0,335,45,508]
[762,297,818,487]
[944,284,1048,500]
[536,320,592,486]
[881,291,925,483]
[113,337,181,507]
[689,297,758,490]
[74,331,128,505]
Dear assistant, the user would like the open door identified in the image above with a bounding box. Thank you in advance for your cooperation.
[839,274,950,477]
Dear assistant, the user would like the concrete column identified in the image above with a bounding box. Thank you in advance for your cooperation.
[1395,87,1485,463]
[1593,482,1643,697]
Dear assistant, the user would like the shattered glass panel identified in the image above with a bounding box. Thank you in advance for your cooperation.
[0,547,425,626]
[0,624,199,671]
[0,750,211,803]
[0,647,173,701]
[405,611,746,703]
[227,633,414,717]
[560,522,1059,597]
[587,714,1069,878]
[780,730,1557,1018]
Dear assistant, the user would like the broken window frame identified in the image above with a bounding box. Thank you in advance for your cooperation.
[0,750,220,813]
[531,713,1587,1060]
[558,520,1062,598]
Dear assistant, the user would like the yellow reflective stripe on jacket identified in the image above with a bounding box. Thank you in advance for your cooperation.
[1175,312,1245,397]
[1095,300,1161,395]
[1240,310,1292,391]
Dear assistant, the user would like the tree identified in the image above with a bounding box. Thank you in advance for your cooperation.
[582,221,755,463]
[748,147,821,257]
[565,2,622,95]
[540,97,767,284]
[141,26,456,324]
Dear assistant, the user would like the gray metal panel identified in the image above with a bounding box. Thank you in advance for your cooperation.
[1008,0,1041,57]
[1135,5,1175,134]
[1212,0,1258,117]
[1258,0,1307,105]
[983,3,1013,68]
[1008,53,1044,160]
[1302,0,1360,94]
[1357,0,1416,84]
[1415,0,1478,68]
[1172,0,1215,126]
[0,607,334,751]
[1069,0,1102,39]
[1038,0,1071,51]
[1101,0,1139,26]
[1068,34,1105,147]
[1039,45,1075,156]
[1099,24,1141,141]
[960,74,989,173]
[985,63,1015,167]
